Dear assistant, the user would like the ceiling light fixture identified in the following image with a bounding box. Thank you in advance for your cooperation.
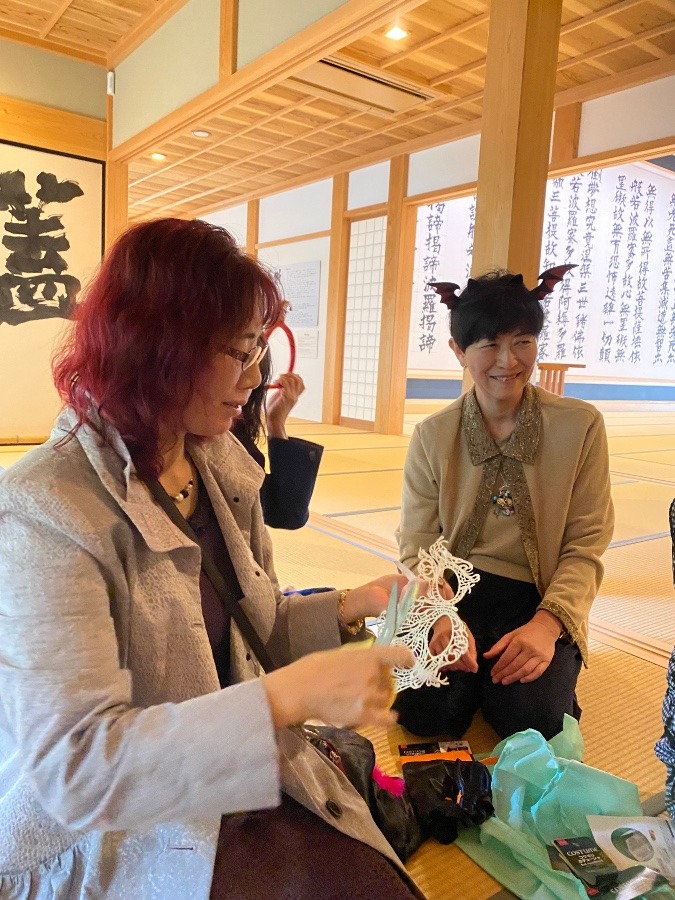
[150,152,166,161]
[385,26,408,40]
[192,129,211,138]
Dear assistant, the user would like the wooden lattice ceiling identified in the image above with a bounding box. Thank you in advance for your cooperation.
[0,0,186,65]
[2,1,673,217]
[126,0,675,221]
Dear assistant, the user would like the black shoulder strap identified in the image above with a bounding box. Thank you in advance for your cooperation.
[145,477,277,673]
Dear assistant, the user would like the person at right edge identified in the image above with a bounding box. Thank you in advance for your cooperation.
[394,269,614,741]
[655,498,675,819]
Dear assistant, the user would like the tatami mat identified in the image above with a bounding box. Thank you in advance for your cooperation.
[310,469,405,516]
[611,480,675,541]
[354,638,667,900]
[270,518,397,590]
[610,436,675,452]
[579,639,667,799]
[333,508,403,541]
[316,446,407,476]
[592,538,675,643]
[308,432,410,451]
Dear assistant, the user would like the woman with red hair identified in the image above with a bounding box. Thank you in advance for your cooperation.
[0,218,422,899]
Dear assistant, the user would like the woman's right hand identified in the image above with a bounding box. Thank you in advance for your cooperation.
[262,643,413,729]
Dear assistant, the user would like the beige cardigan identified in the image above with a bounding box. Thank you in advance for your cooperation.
[0,409,405,899]
[396,387,614,663]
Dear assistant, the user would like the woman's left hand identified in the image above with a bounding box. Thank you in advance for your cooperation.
[342,574,410,621]
[266,373,305,439]
[484,610,561,685]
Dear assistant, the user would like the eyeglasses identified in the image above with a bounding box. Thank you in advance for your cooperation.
[223,341,269,371]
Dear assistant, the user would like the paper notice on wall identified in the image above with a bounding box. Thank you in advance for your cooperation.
[276,260,321,327]
[294,328,319,359]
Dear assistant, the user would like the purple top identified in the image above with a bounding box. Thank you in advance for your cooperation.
[188,479,243,687]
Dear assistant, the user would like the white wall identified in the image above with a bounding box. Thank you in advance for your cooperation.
[0,38,106,119]
[579,74,675,157]
[237,0,349,69]
[113,0,220,146]
[259,180,332,243]
[201,204,248,244]
[408,134,481,197]
[348,161,390,208]
[258,238,330,421]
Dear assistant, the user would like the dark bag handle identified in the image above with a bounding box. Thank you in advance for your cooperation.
[145,477,278,673]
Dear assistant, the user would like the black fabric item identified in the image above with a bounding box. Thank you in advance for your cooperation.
[402,759,494,845]
[264,436,323,529]
[231,420,323,530]
[303,725,424,862]
[145,477,277,673]
[394,569,582,740]
[669,497,675,585]
[210,793,426,900]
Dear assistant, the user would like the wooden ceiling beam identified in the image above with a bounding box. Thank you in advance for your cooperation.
[136,94,479,216]
[130,107,367,209]
[379,12,488,69]
[0,24,106,64]
[561,0,648,34]
[143,41,675,220]
[557,21,675,71]
[429,58,485,88]
[128,97,315,187]
[110,0,430,163]
[38,0,73,39]
[553,52,675,105]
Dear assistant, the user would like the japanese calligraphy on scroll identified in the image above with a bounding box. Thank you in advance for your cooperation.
[408,196,475,371]
[0,140,103,437]
[409,162,675,380]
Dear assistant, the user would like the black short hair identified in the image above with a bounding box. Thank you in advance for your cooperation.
[449,271,545,351]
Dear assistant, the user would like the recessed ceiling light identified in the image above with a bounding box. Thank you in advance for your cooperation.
[385,26,408,40]
[150,152,166,161]
[192,129,211,138]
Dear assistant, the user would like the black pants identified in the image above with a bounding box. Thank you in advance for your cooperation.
[393,569,582,741]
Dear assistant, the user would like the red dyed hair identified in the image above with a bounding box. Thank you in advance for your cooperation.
[53,217,283,477]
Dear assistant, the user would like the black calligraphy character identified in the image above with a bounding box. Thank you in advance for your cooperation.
[0,169,84,325]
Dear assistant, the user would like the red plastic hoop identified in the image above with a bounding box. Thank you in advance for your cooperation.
[264,319,296,389]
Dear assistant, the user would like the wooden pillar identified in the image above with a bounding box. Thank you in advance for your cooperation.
[322,173,350,424]
[471,0,563,285]
[105,94,129,249]
[246,199,259,256]
[551,102,581,168]
[105,161,129,249]
[375,154,413,435]
[219,0,238,79]
[464,0,562,391]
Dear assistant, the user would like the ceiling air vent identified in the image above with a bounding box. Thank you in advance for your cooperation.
[288,59,434,116]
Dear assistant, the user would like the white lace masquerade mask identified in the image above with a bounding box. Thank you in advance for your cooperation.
[375,538,480,690]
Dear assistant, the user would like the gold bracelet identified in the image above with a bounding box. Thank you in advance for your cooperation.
[337,589,364,636]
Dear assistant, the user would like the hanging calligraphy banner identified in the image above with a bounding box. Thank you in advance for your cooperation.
[408,162,675,381]
[0,140,104,438]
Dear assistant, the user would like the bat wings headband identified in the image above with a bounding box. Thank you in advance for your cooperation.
[429,264,577,309]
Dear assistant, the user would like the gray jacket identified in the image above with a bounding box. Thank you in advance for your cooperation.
[0,409,402,898]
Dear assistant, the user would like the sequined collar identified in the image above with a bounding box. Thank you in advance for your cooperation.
[462,383,541,466]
